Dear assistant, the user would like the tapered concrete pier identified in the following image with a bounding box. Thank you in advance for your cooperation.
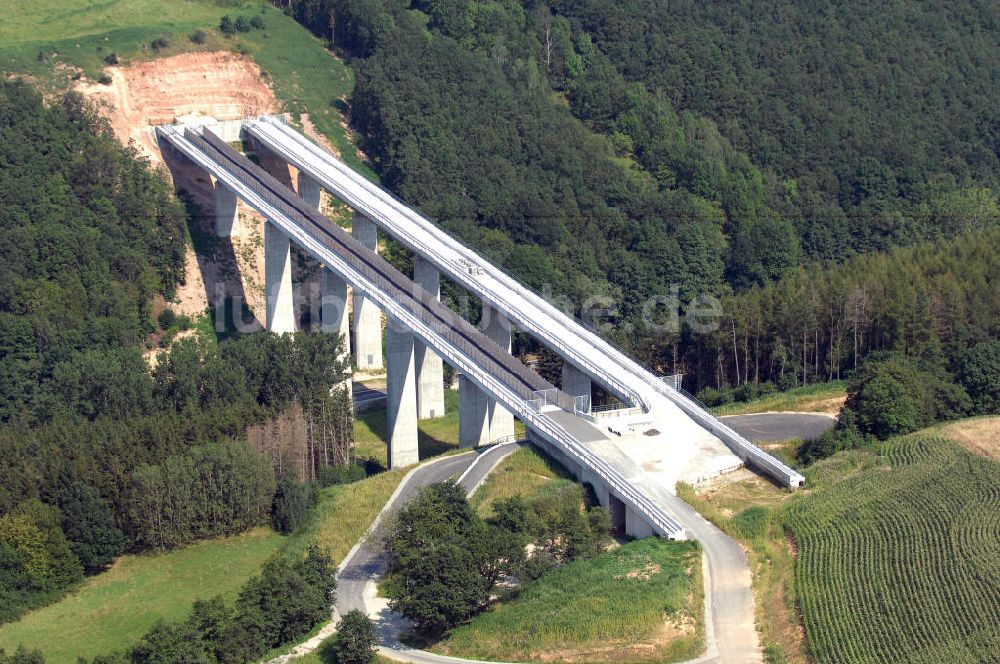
[215,181,239,237]
[297,171,322,209]
[264,221,296,334]
[459,375,491,448]
[352,212,383,370]
[386,323,419,468]
[414,257,445,419]
[483,306,515,441]
[561,362,592,413]
[321,268,352,391]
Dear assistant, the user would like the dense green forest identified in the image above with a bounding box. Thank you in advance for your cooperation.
[668,229,1000,393]
[282,0,1000,385]
[0,81,354,625]
[0,82,185,421]
[552,0,1000,259]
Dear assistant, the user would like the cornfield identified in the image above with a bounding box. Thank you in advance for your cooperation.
[785,437,999,663]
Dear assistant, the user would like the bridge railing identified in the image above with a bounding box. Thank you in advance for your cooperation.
[246,118,807,489]
[247,119,645,411]
[162,124,687,539]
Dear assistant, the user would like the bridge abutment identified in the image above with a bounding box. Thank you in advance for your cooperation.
[264,221,296,334]
[386,323,419,468]
[352,212,383,370]
[413,257,445,419]
[625,506,655,539]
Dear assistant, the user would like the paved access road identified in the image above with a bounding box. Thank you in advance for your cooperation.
[325,443,761,664]
[722,412,835,442]
[336,453,479,621]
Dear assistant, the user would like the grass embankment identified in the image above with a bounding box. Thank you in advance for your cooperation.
[469,444,576,517]
[0,0,366,172]
[431,538,704,663]
[0,463,407,664]
[712,381,847,416]
[428,446,704,663]
[0,528,284,663]
[681,417,1000,664]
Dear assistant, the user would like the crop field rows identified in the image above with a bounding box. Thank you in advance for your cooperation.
[785,438,999,663]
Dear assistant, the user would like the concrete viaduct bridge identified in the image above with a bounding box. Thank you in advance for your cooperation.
[156,116,803,542]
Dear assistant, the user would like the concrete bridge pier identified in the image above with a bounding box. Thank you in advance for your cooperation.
[214,182,239,237]
[625,507,655,539]
[483,306,515,441]
[607,494,627,533]
[459,375,491,448]
[562,362,592,413]
[386,323,419,468]
[297,172,322,209]
[264,221,296,334]
[321,268,352,392]
[352,212,383,370]
[413,257,445,419]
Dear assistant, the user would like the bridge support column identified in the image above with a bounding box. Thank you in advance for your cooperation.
[625,506,655,539]
[214,182,239,237]
[352,212,383,371]
[561,362,592,413]
[386,323,419,468]
[413,257,445,419]
[608,494,627,534]
[459,375,491,448]
[297,172,322,209]
[321,268,352,392]
[483,306,515,442]
[264,221,296,334]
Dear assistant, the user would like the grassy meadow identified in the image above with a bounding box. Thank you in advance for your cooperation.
[0,0,368,172]
[431,538,704,663]
[712,381,847,416]
[0,527,284,663]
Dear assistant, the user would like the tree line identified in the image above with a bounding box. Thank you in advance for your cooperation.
[647,228,1000,399]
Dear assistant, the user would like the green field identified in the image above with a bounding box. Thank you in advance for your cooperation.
[684,428,1000,664]
[431,538,703,663]
[0,527,284,664]
[469,444,576,518]
[0,466,409,664]
[786,437,1000,663]
[712,381,847,416]
[0,0,368,172]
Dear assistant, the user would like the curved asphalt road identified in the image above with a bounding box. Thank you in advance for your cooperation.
[722,412,836,442]
[274,416,834,664]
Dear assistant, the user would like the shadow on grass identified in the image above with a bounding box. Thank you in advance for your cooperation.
[357,407,458,461]
[315,637,339,663]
